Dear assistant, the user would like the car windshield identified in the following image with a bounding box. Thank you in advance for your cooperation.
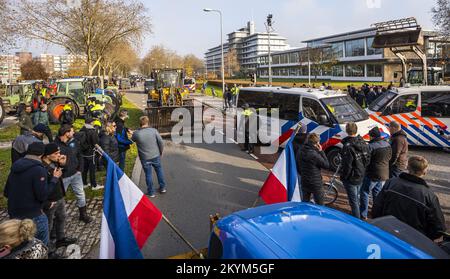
[369,91,398,112]
[184,79,194,85]
[144,80,154,88]
[68,82,85,104]
[8,86,22,96]
[321,96,369,124]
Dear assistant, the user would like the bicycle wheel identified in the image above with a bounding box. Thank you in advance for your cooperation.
[323,183,339,205]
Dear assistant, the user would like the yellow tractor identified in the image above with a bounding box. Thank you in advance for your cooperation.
[147,68,190,107]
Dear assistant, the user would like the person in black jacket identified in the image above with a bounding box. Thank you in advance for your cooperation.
[55,125,92,223]
[372,156,447,240]
[299,133,330,205]
[79,118,101,190]
[42,143,77,255]
[340,122,370,218]
[115,110,133,171]
[100,121,120,163]
[359,127,392,220]
[60,100,75,126]
[3,142,61,246]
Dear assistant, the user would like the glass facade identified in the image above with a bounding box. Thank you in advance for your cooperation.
[289,52,299,64]
[366,37,383,56]
[345,64,365,77]
[345,39,365,57]
[331,42,344,58]
[332,65,344,77]
[367,64,383,77]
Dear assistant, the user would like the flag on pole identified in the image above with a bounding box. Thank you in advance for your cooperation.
[100,152,162,259]
[259,132,301,204]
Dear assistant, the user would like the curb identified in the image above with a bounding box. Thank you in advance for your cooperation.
[131,156,142,186]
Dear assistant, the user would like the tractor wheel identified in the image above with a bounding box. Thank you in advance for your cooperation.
[0,99,5,125]
[48,98,78,124]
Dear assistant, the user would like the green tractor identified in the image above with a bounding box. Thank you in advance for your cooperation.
[1,82,35,115]
[47,77,121,124]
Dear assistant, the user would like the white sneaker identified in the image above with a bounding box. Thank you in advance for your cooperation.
[83,184,91,189]
[91,185,104,191]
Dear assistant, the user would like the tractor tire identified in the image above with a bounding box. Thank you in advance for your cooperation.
[48,98,78,124]
[0,99,5,125]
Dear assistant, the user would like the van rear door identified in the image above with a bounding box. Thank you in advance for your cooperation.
[420,91,450,147]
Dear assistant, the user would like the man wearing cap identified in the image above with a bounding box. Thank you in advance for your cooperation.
[11,124,46,163]
[3,142,62,246]
[359,127,392,220]
[55,125,93,223]
[42,143,77,255]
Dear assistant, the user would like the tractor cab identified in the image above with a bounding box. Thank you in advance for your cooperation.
[2,82,34,114]
[148,68,189,107]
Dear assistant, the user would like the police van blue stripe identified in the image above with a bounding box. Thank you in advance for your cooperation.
[410,125,443,147]
[423,126,450,147]
[402,126,428,146]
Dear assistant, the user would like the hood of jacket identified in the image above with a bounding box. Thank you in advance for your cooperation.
[342,136,366,152]
[392,129,407,139]
[11,156,43,174]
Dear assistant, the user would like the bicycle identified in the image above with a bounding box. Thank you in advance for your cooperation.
[322,164,342,205]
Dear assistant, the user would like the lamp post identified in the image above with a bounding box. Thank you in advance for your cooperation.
[265,14,274,87]
[203,8,225,98]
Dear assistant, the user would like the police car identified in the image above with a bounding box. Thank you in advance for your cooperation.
[367,85,450,148]
[237,87,389,169]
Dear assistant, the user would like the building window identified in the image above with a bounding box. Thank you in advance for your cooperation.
[366,37,383,56]
[289,68,298,76]
[332,65,344,77]
[273,55,280,65]
[367,64,383,77]
[280,54,288,64]
[273,69,280,76]
[290,53,299,64]
[345,64,365,77]
[331,43,344,58]
[345,39,365,57]
[280,68,288,76]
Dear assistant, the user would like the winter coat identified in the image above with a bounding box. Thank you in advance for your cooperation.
[372,173,447,240]
[54,137,82,178]
[32,111,50,127]
[1,238,48,259]
[115,118,133,151]
[4,156,58,219]
[78,124,100,157]
[42,161,65,206]
[100,132,120,162]
[11,132,42,163]
[18,111,33,135]
[390,130,409,171]
[60,110,75,125]
[299,142,330,191]
[366,138,392,181]
[340,136,370,185]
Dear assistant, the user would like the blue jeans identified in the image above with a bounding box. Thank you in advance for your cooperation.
[359,177,385,219]
[62,172,86,208]
[119,150,127,171]
[142,157,166,195]
[343,181,362,218]
[33,214,49,246]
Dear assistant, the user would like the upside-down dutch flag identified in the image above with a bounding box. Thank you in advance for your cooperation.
[100,152,162,259]
[259,132,301,204]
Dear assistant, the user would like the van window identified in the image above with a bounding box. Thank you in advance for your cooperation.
[271,94,300,119]
[369,91,397,112]
[322,96,368,124]
[421,91,450,118]
[383,94,418,115]
[237,90,269,109]
[302,98,328,123]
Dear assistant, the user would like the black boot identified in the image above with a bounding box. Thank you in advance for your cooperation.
[79,206,93,223]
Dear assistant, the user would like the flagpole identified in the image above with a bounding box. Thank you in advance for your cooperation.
[162,215,204,259]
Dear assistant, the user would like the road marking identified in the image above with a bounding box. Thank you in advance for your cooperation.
[249,153,259,160]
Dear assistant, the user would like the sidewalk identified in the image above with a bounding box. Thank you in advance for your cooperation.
[191,93,237,116]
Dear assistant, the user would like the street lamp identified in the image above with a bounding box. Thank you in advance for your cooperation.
[265,14,274,87]
[203,8,225,99]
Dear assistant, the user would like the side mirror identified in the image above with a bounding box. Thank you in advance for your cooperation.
[317,115,330,126]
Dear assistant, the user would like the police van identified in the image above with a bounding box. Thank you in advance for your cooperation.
[367,86,450,148]
[237,87,389,169]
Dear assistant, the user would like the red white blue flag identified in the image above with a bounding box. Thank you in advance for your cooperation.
[259,133,301,204]
[100,153,162,259]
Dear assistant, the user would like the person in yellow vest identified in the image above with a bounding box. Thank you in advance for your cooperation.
[231,84,239,108]
[60,100,75,126]
[405,98,417,112]
[86,97,97,119]
[240,103,255,153]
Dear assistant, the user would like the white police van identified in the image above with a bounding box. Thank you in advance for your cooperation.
[367,85,450,148]
[237,86,389,169]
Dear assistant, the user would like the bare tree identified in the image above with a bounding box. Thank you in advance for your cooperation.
[183,54,204,77]
[20,60,49,80]
[300,47,338,81]
[18,0,151,75]
[432,0,450,39]
[225,49,240,78]
[103,41,139,78]
[0,0,18,52]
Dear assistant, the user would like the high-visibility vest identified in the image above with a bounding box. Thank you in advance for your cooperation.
[242,109,254,117]
[327,104,335,114]
[406,100,416,109]
[63,104,72,111]
[93,119,102,127]
[91,104,105,112]
[231,87,239,96]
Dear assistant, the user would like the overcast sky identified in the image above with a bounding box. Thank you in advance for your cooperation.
[13,0,438,58]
